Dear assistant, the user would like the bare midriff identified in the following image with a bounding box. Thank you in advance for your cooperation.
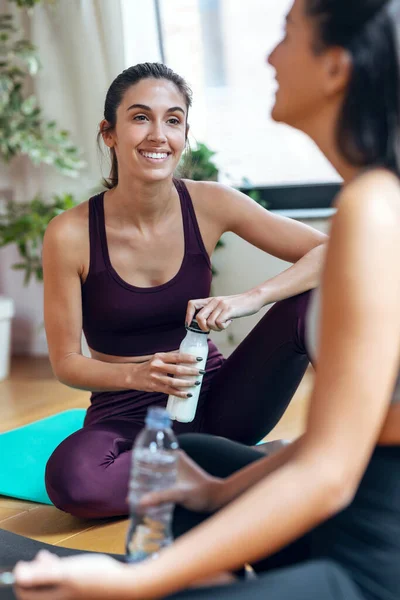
[89,347,179,365]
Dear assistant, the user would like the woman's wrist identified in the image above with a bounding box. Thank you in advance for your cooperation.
[118,361,139,390]
[209,477,229,511]
[247,285,274,309]
[118,560,173,600]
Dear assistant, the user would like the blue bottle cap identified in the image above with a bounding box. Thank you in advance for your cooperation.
[145,407,172,429]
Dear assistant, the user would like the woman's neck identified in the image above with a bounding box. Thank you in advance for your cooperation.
[300,105,362,185]
[105,176,177,228]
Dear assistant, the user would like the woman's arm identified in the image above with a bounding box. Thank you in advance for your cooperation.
[43,212,200,395]
[141,438,303,513]
[186,181,327,328]
[43,211,130,392]
[222,184,328,303]
[123,172,400,598]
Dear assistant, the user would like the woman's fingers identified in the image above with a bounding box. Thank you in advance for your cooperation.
[164,388,192,398]
[186,299,209,326]
[157,362,202,377]
[203,308,223,331]
[197,300,233,332]
[214,311,233,331]
[155,352,199,365]
[15,588,58,600]
[186,297,234,331]
[14,555,62,588]
[140,487,184,508]
[208,310,232,331]
[145,351,207,397]
[195,299,220,330]
[158,374,198,389]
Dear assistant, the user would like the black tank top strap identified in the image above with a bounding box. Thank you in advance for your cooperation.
[87,193,107,276]
[174,178,211,268]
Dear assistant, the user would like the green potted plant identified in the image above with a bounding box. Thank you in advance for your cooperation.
[0,193,77,284]
[0,0,84,373]
[176,142,219,181]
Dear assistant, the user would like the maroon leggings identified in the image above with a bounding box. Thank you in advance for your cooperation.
[45,292,310,518]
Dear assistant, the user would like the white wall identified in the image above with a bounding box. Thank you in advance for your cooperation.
[209,216,330,355]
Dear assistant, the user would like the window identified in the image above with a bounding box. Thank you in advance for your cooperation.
[123,0,341,189]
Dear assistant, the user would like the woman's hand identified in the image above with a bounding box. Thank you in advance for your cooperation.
[186,290,265,332]
[131,351,204,398]
[14,551,125,600]
[140,450,223,513]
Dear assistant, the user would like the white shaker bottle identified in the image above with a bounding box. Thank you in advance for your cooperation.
[167,319,209,423]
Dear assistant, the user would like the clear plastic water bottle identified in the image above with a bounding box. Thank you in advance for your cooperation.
[126,406,179,563]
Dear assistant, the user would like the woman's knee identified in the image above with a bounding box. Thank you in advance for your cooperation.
[45,437,107,519]
[177,433,263,477]
[177,433,226,470]
[268,290,311,354]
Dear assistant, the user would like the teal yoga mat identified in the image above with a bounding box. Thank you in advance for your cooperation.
[0,409,86,505]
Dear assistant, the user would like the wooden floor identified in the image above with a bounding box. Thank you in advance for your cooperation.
[0,356,314,554]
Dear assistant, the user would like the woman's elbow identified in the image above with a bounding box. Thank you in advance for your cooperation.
[52,366,73,388]
[50,354,80,389]
[322,468,357,517]
[301,456,358,520]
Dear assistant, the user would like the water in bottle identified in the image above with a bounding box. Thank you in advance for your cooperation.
[126,407,179,563]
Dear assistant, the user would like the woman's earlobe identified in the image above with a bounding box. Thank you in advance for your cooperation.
[325,48,351,95]
[99,120,115,148]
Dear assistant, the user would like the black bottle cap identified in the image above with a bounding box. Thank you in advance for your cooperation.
[186,319,209,334]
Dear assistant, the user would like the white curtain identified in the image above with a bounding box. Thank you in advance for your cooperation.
[30,0,125,197]
[0,0,126,355]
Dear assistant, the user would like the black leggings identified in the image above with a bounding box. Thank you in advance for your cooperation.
[167,434,400,600]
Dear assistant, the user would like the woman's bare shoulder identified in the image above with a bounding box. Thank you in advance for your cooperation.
[334,168,400,230]
[182,178,232,196]
[181,178,219,200]
[44,199,90,247]
[339,168,400,207]
[181,178,247,213]
[43,200,92,279]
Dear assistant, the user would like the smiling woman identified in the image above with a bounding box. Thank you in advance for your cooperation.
[39,61,326,522]
[98,63,192,188]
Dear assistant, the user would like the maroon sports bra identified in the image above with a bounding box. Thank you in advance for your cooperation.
[81,179,212,357]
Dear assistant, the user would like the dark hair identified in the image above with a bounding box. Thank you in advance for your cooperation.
[305,0,400,174]
[98,63,193,189]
